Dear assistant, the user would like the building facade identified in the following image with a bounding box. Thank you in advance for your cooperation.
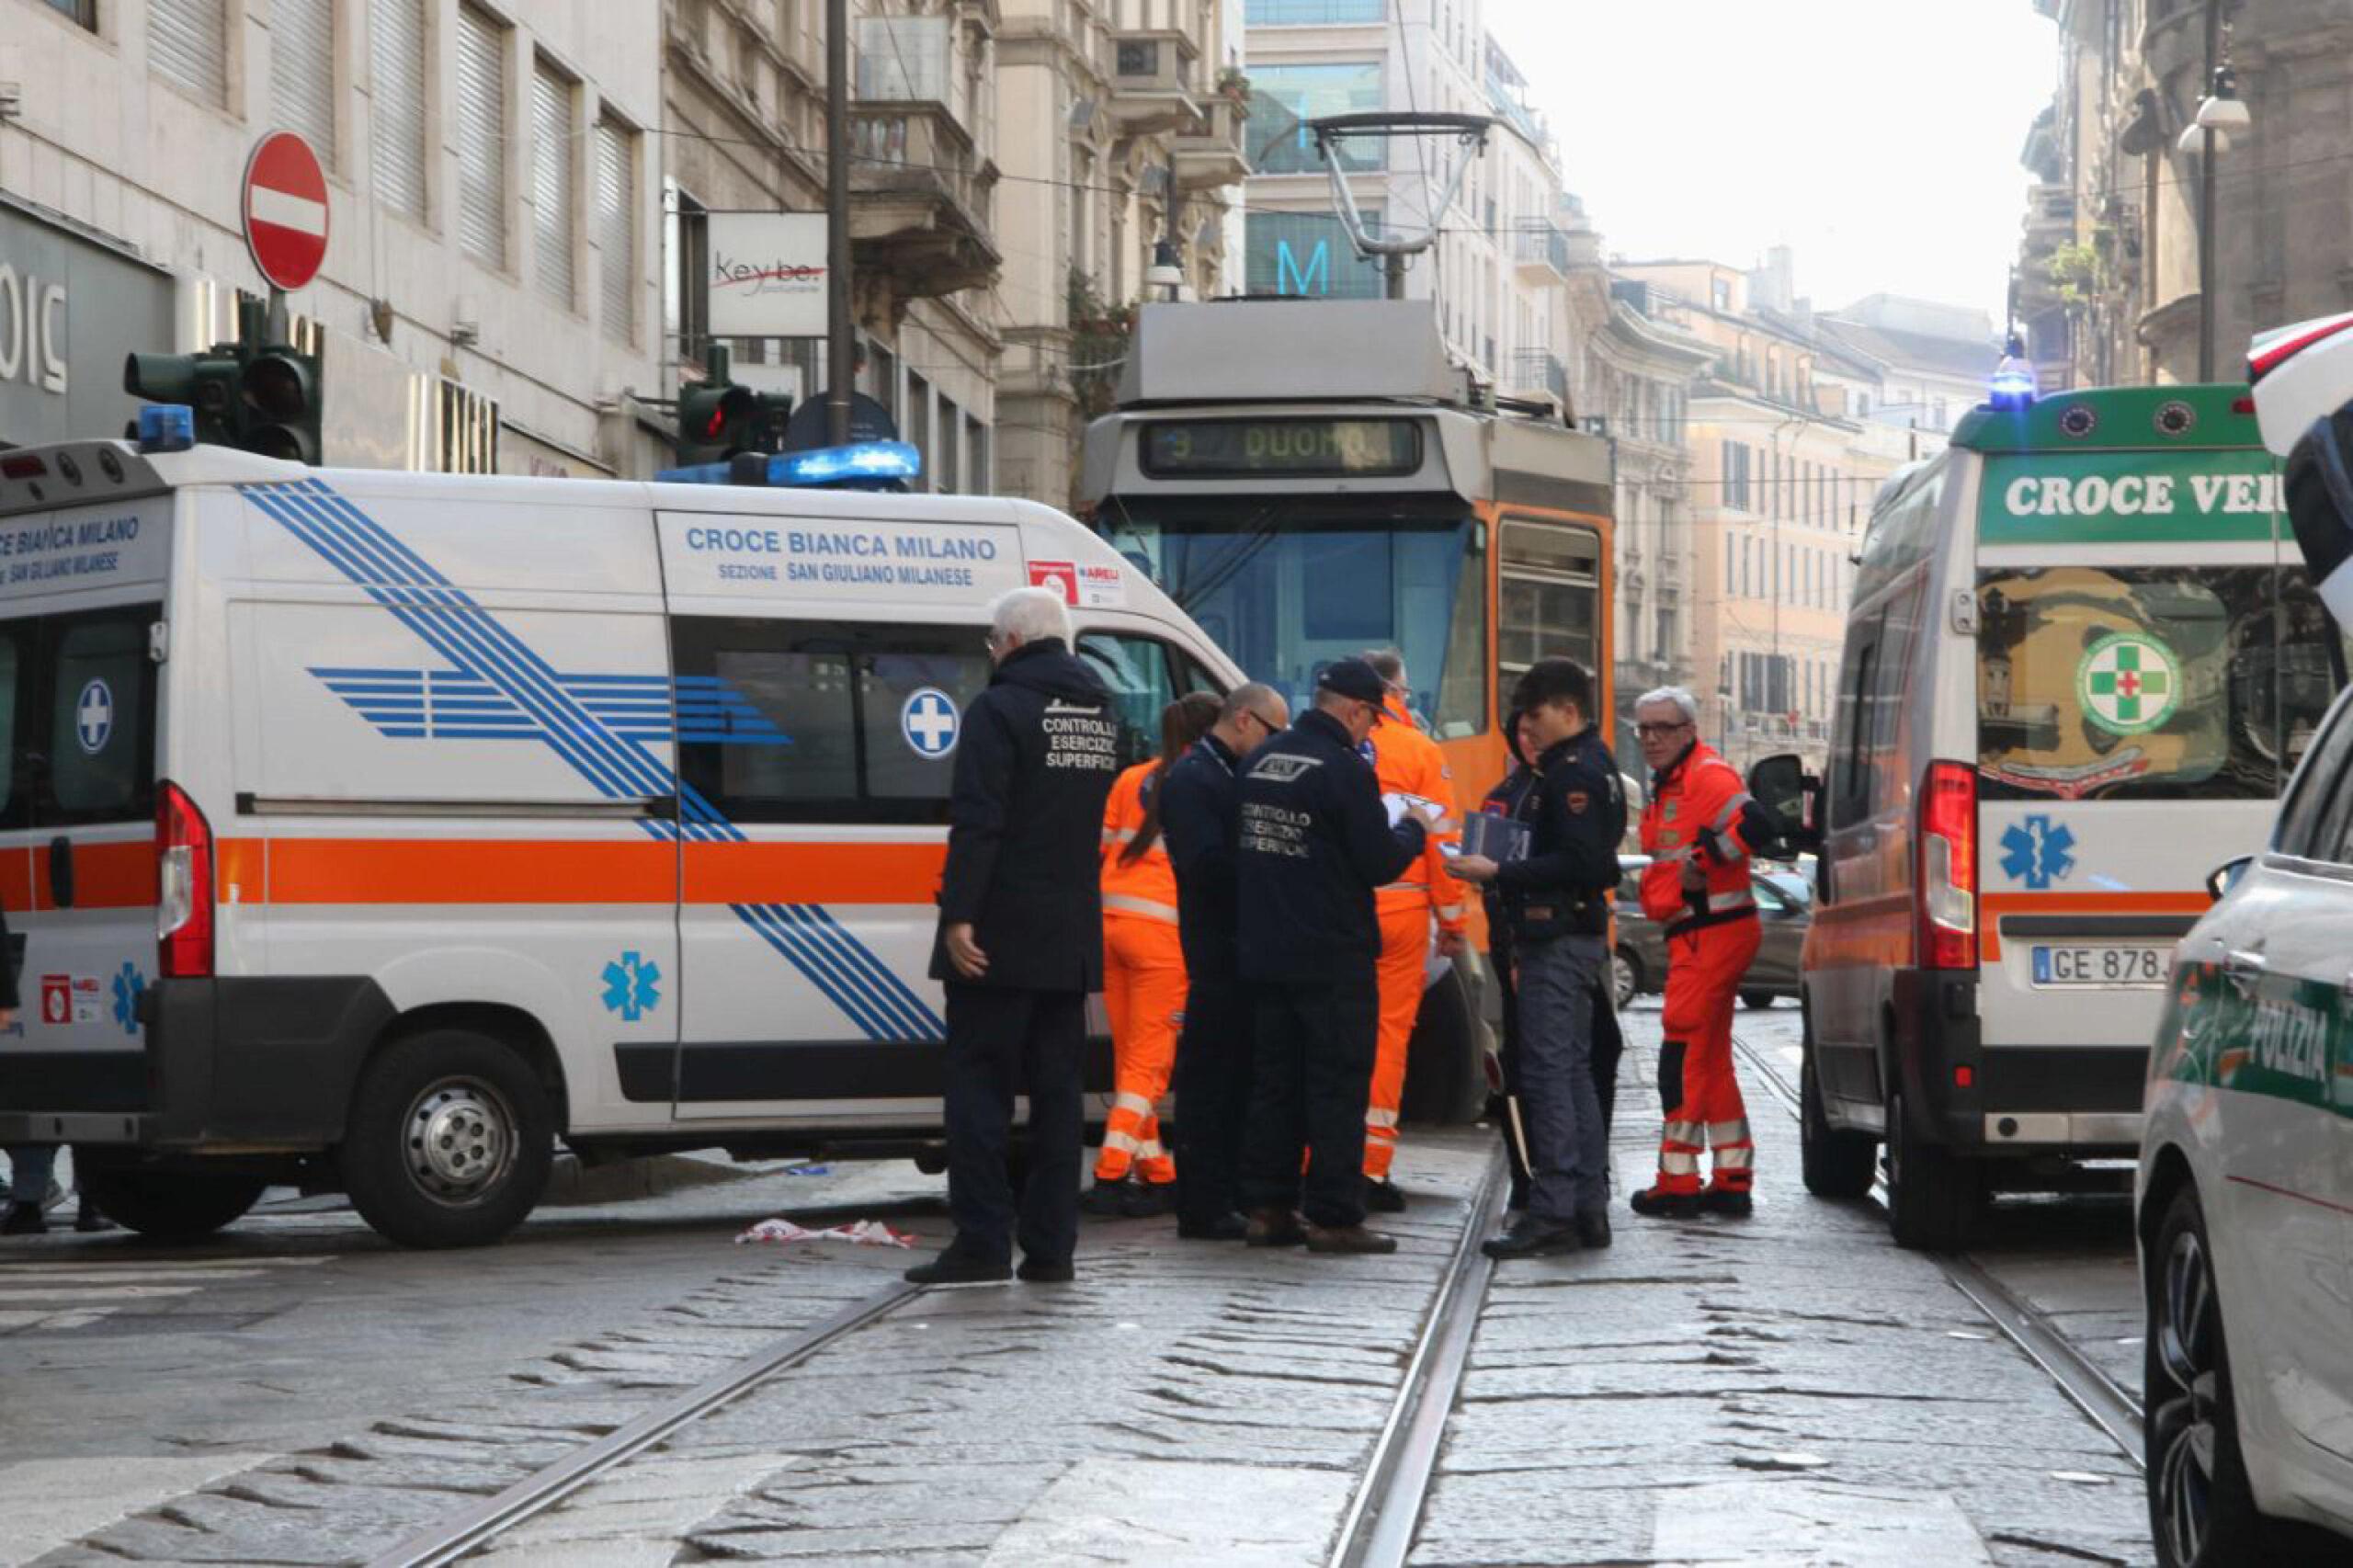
[663,0,1002,494]
[992,0,1250,507]
[3,0,665,475]
[2015,0,2353,391]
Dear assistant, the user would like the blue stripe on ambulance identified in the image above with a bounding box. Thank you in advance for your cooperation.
[239,478,949,1045]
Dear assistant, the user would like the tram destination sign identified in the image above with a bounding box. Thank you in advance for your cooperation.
[1140,417,1422,479]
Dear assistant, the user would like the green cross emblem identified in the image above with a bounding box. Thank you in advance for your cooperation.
[2078,633,2180,736]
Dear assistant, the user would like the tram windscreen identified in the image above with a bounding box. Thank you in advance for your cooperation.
[1098,501,1487,738]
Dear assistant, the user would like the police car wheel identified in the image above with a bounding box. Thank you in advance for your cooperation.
[1882,1088,1976,1251]
[342,1029,553,1249]
[75,1165,267,1242]
[2143,1184,2342,1565]
[1798,1028,1875,1201]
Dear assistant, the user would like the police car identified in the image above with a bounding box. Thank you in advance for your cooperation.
[0,427,1238,1248]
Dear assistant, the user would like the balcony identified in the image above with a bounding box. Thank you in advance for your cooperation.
[1171,96,1251,191]
[1108,29,1199,134]
[1507,347,1569,404]
[848,102,1002,301]
[1513,222,1569,279]
[2022,182,2077,258]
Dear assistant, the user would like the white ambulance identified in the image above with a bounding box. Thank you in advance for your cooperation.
[0,437,1237,1247]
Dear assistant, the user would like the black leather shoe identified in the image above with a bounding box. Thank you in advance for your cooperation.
[1699,1187,1754,1219]
[1119,1182,1174,1219]
[1080,1180,1129,1217]
[1016,1256,1074,1283]
[1574,1209,1612,1249]
[1480,1218,1582,1259]
[73,1202,113,1234]
[1630,1185,1701,1219]
[1245,1208,1307,1247]
[1364,1178,1407,1214]
[904,1250,1011,1285]
[1,1202,47,1236]
[1177,1212,1249,1241]
[1304,1222,1397,1255]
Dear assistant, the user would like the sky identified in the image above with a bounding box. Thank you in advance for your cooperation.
[1483,0,2059,327]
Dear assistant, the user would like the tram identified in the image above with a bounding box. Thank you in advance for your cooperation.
[1077,298,1616,1117]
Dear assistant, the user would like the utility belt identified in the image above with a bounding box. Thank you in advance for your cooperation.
[1504,885,1610,942]
[1664,901,1758,941]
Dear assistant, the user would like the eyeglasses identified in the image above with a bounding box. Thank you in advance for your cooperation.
[1635,721,1694,738]
[1242,710,1282,734]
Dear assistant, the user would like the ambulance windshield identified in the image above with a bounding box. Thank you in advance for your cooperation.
[1098,498,1486,738]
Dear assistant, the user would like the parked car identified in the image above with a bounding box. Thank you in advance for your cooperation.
[1609,856,1811,1011]
[2136,682,2353,1565]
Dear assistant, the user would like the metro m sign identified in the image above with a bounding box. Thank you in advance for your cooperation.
[243,131,330,292]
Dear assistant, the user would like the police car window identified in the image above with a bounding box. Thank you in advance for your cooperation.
[1077,631,1180,767]
[43,608,157,825]
[2271,690,2353,858]
[672,617,988,824]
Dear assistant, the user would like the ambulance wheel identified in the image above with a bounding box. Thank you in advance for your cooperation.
[1402,966,1485,1126]
[342,1029,552,1249]
[1883,1087,1977,1251]
[1798,1032,1875,1200]
[76,1165,267,1242]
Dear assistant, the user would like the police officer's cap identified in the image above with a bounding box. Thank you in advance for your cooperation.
[1317,658,1388,710]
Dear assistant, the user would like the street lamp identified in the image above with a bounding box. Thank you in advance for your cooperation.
[1143,240,1184,301]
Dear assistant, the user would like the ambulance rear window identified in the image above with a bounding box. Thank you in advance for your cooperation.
[0,602,159,832]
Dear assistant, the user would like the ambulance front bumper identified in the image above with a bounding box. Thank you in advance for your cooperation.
[0,977,393,1150]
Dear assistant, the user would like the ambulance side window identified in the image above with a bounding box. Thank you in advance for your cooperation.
[671,616,989,824]
[1076,632,1215,767]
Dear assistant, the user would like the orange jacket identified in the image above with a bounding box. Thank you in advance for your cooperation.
[1370,697,1466,932]
[1100,760,1179,925]
[1638,741,1762,932]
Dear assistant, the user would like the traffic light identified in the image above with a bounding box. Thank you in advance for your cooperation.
[674,345,793,466]
[122,297,323,461]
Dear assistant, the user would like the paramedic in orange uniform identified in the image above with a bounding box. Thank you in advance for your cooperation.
[1358,649,1466,1212]
[1630,686,1771,1219]
[1086,693,1222,1218]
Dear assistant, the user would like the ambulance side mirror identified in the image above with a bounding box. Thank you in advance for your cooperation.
[1746,753,1823,858]
[2206,855,2253,903]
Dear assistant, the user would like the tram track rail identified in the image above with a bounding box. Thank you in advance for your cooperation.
[1730,1032,2146,1471]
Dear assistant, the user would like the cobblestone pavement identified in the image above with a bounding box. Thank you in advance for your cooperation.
[10,1004,2154,1566]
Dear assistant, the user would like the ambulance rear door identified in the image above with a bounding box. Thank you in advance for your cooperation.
[655,500,1023,1123]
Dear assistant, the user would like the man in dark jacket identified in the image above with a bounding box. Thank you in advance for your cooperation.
[1161,681,1288,1241]
[1234,659,1440,1255]
[1450,657,1625,1258]
[909,586,1122,1286]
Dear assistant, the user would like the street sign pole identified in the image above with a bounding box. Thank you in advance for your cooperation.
[825,0,853,447]
[267,287,289,347]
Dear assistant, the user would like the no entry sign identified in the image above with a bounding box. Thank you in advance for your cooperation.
[243,131,330,292]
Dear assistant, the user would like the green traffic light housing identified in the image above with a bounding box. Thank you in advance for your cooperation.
[674,345,793,466]
[124,350,246,447]
[242,346,322,464]
[121,296,324,462]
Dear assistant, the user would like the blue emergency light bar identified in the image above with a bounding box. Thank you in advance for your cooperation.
[654,440,923,490]
[1986,358,2038,412]
[138,403,197,453]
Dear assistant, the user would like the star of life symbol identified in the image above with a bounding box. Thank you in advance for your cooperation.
[601,951,662,1022]
[2078,634,2178,735]
[1999,814,2076,891]
[76,679,113,755]
[110,961,144,1035]
[901,688,959,758]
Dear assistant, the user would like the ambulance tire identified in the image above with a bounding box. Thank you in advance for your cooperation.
[1401,966,1485,1127]
[342,1029,553,1249]
[1799,1026,1876,1200]
[76,1165,267,1242]
[1883,1086,1977,1252]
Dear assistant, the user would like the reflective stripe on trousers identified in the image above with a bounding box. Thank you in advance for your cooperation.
[1097,918,1184,1185]
[1364,903,1427,1179]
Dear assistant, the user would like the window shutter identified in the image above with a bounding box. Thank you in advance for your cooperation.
[370,0,428,223]
[594,117,635,343]
[152,0,229,107]
[455,8,506,268]
[531,63,576,309]
[272,0,337,162]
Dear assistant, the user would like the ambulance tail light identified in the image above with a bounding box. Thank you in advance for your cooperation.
[1917,761,1977,971]
[157,781,214,979]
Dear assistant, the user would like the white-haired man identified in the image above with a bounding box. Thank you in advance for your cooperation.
[1628,686,1775,1220]
[909,585,1122,1286]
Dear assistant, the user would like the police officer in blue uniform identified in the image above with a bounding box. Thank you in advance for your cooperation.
[1450,657,1624,1258]
[909,586,1122,1287]
[1160,682,1289,1241]
[1233,659,1441,1255]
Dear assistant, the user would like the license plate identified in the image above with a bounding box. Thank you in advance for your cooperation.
[2030,944,2167,988]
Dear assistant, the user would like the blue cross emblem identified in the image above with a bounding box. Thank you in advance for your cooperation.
[901,688,959,758]
[75,679,113,756]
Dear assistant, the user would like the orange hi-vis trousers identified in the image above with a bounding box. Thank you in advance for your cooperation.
[1364,904,1429,1181]
[1654,915,1762,1195]
[1097,914,1184,1186]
